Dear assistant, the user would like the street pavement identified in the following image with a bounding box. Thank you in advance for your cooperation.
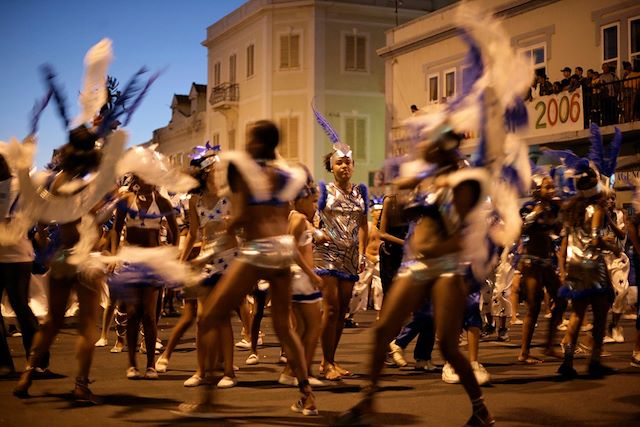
[0,309,639,426]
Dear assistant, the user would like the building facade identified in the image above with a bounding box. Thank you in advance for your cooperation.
[201,0,447,184]
[379,0,640,204]
[148,83,208,168]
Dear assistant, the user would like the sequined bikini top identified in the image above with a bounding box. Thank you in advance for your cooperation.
[127,193,162,229]
[196,196,230,228]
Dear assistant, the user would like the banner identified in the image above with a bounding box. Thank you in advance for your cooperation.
[521,88,584,137]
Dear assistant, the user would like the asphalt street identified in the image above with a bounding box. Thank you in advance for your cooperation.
[0,309,639,426]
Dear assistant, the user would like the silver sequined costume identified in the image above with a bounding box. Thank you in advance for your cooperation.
[314,182,367,281]
[561,204,612,299]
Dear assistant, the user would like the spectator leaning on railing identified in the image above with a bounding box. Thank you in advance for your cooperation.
[622,61,640,122]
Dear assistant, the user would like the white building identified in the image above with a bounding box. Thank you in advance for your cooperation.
[379,0,640,204]
[200,0,449,184]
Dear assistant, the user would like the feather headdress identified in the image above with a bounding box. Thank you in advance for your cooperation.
[75,38,113,126]
[312,98,352,165]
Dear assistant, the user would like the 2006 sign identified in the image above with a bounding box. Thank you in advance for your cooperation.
[534,92,581,129]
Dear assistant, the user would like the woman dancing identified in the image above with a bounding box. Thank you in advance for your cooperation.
[313,105,368,381]
[110,175,179,380]
[177,120,317,416]
[517,174,566,363]
[156,150,238,388]
[334,129,493,425]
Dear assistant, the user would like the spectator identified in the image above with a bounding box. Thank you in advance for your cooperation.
[622,61,640,122]
[560,66,572,90]
[410,104,419,114]
[539,74,554,96]
[552,81,562,94]
[599,63,617,125]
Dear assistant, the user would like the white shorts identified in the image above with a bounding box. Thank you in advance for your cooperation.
[291,266,321,304]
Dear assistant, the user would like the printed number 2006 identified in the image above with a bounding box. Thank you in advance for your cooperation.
[535,93,581,129]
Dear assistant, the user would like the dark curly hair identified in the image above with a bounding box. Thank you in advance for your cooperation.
[323,152,354,172]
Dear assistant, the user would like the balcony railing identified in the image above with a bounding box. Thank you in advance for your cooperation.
[210,83,239,107]
[585,75,640,127]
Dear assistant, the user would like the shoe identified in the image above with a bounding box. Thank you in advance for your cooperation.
[442,362,460,384]
[510,318,523,326]
[110,342,125,353]
[308,376,326,387]
[235,337,262,349]
[543,312,552,319]
[631,351,640,368]
[415,359,436,371]
[464,404,495,426]
[471,361,491,386]
[13,369,33,398]
[73,377,100,405]
[290,393,318,416]
[139,341,160,355]
[480,323,496,338]
[94,337,108,347]
[7,325,22,337]
[278,373,299,386]
[580,323,593,332]
[622,313,638,320]
[323,363,342,381]
[384,354,397,367]
[155,357,169,373]
[155,339,164,350]
[389,340,408,367]
[174,402,218,418]
[144,367,158,379]
[557,362,577,378]
[246,353,259,365]
[497,327,510,342]
[557,319,569,331]
[217,375,237,388]
[126,367,142,380]
[587,362,616,377]
[603,335,616,344]
[611,326,624,343]
[184,374,204,387]
[278,354,288,365]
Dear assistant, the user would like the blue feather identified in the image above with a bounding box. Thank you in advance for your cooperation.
[604,127,622,177]
[359,183,368,216]
[29,89,53,135]
[311,99,340,144]
[500,165,526,194]
[504,97,528,132]
[587,123,604,172]
[318,181,328,211]
[122,69,162,126]
[447,30,483,113]
[40,64,70,129]
[541,149,582,170]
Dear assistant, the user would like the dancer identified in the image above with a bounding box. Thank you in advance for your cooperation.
[110,175,179,380]
[177,120,317,416]
[517,173,566,363]
[313,104,368,380]
[279,168,325,385]
[156,148,238,388]
[334,128,494,425]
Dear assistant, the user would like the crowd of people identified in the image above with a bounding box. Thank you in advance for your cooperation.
[526,61,640,126]
[1,7,639,427]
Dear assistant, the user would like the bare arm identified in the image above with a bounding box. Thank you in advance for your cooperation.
[379,196,405,246]
[288,213,321,287]
[157,193,179,246]
[110,194,129,254]
[592,206,621,256]
[180,196,200,261]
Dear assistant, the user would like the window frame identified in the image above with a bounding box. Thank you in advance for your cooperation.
[278,30,302,71]
[518,42,547,75]
[629,16,640,63]
[601,22,620,66]
[229,53,237,84]
[213,61,221,86]
[246,43,255,78]
[443,67,456,100]
[427,73,439,104]
[342,30,370,74]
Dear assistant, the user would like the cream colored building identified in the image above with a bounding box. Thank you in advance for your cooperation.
[148,83,208,168]
[201,0,450,184]
[379,0,640,204]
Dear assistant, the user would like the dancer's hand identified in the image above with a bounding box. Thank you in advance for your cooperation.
[310,272,323,290]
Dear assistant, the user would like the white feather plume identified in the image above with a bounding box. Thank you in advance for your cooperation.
[0,137,36,172]
[67,215,100,265]
[215,151,270,201]
[0,211,34,246]
[116,146,197,193]
[75,39,113,126]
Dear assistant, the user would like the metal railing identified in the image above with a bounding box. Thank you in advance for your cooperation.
[210,83,239,106]
[585,75,640,127]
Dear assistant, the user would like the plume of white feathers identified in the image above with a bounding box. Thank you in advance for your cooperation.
[75,39,113,126]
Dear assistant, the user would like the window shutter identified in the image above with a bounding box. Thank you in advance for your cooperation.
[356,36,366,71]
[280,35,290,68]
[290,116,299,158]
[345,35,355,70]
[290,35,300,68]
[355,118,366,161]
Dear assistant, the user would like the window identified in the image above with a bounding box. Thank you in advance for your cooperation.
[211,133,220,148]
[228,129,236,150]
[344,115,367,161]
[229,54,237,84]
[214,62,221,86]
[444,69,456,99]
[279,33,300,70]
[246,44,255,78]
[428,74,439,103]
[602,23,619,63]
[630,17,640,67]
[344,33,367,72]
[519,43,546,77]
[278,116,300,159]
